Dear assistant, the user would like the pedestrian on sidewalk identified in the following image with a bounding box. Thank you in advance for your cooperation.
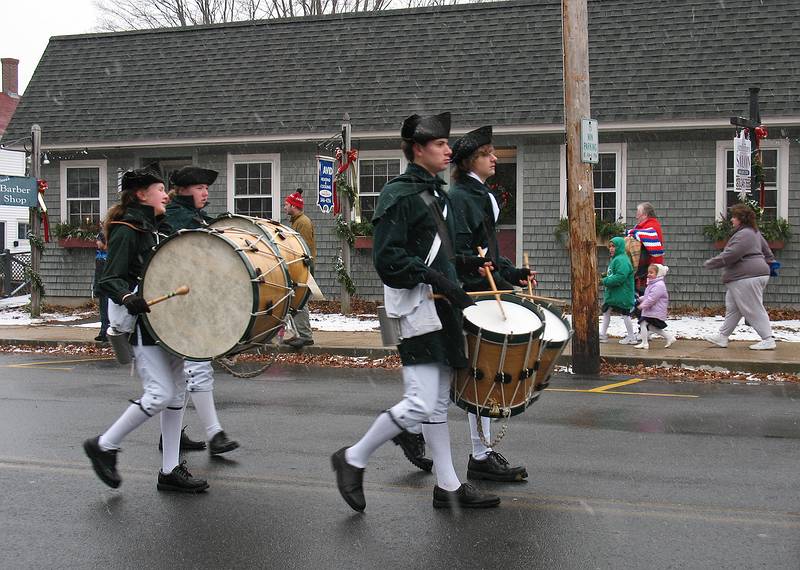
[331,112,500,512]
[164,166,239,456]
[599,236,637,344]
[282,188,316,349]
[634,264,676,350]
[83,168,208,494]
[703,203,777,351]
[627,202,665,295]
[93,229,109,342]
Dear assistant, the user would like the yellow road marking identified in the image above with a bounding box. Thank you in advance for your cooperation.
[547,387,699,398]
[589,378,645,392]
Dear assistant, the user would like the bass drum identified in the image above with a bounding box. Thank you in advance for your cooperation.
[141,228,291,360]
[210,214,312,313]
[452,294,545,418]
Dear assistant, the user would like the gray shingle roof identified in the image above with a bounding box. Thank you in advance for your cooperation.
[5,0,799,146]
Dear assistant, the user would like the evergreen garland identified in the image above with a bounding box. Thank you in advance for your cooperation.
[334,254,356,296]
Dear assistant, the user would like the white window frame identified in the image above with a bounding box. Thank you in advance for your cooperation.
[356,150,406,220]
[226,153,281,220]
[59,160,108,224]
[715,139,789,220]
[559,143,627,221]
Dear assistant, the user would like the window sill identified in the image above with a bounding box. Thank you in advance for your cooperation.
[58,238,96,249]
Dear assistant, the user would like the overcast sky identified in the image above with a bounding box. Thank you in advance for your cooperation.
[1,0,98,95]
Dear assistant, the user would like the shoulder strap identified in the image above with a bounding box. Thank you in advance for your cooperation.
[107,221,146,233]
[418,189,454,262]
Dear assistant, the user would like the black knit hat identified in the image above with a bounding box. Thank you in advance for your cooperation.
[450,125,493,163]
[401,112,451,144]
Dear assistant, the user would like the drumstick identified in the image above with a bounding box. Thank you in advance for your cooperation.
[523,252,534,296]
[430,290,514,300]
[477,247,506,320]
[146,285,190,307]
[516,292,569,306]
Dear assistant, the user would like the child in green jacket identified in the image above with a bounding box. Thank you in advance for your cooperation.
[600,236,637,344]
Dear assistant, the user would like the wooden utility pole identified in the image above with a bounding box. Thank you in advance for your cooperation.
[30,124,43,317]
[562,0,599,374]
[339,114,352,315]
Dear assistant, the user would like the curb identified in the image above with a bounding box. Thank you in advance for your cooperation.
[1,338,796,375]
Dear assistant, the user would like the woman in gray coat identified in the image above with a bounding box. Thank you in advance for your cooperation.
[703,204,777,350]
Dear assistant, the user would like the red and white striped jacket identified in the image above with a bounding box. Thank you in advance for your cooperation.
[628,217,664,263]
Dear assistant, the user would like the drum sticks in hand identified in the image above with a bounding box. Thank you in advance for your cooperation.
[146,285,190,307]
[477,247,506,320]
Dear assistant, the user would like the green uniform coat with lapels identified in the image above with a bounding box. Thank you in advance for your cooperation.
[372,163,468,369]
[164,194,213,231]
[448,174,516,291]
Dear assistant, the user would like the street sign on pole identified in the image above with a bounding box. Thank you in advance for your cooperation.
[733,131,751,200]
[580,118,599,164]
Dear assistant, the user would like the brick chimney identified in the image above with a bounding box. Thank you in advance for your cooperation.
[2,58,19,98]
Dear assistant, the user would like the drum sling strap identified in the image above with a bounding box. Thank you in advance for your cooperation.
[418,189,454,263]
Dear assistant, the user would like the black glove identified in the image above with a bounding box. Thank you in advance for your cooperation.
[455,254,494,276]
[424,270,475,310]
[122,294,150,315]
[505,267,533,284]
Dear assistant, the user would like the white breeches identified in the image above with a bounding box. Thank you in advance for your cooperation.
[132,344,187,415]
[185,360,215,392]
[388,363,451,428]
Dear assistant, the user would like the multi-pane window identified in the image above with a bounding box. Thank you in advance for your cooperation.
[234,162,273,218]
[359,158,402,222]
[593,152,618,221]
[18,222,29,240]
[726,149,778,220]
[65,167,101,227]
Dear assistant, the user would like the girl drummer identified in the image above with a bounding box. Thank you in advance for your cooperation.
[83,168,209,494]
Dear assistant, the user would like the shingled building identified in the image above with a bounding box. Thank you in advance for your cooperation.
[3,0,799,306]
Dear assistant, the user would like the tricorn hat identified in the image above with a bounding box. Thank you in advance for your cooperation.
[169,166,218,187]
[401,112,451,144]
[450,125,493,164]
[120,168,164,193]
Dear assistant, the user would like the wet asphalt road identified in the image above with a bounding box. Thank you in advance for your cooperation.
[0,353,798,569]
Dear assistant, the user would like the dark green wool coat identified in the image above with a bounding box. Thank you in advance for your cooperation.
[98,203,170,345]
[165,194,212,231]
[602,236,636,311]
[372,163,468,368]
[449,175,515,291]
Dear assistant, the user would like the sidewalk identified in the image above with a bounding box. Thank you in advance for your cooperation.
[1,324,797,374]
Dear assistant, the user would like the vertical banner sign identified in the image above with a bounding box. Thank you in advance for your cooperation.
[317,156,335,213]
[733,131,751,200]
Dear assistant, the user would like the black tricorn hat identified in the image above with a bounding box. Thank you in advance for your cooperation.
[120,168,164,192]
[450,125,493,164]
[169,166,218,187]
[401,112,451,144]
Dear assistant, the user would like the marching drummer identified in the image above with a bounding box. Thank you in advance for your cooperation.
[165,166,240,456]
[83,168,209,493]
[331,112,501,511]
[446,125,534,482]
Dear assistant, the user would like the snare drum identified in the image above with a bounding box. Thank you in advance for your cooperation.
[532,302,572,389]
[141,228,292,360]
[452,294,545,418]
[210,214,312,313]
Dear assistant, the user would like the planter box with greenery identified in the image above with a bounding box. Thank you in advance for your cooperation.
[54,222,100,249]
[554,216,626,247]
[702,215,790,251]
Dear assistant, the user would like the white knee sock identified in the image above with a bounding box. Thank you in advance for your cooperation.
[160,407,183,474]
[600,311,611,336]
[346,412,402,469]
[468,413,491,460]
[422,422,461,492]
[623,316,635,338]
[99,404,150,451]
[189,391,222,440]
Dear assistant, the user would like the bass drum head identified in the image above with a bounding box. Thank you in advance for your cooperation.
[142,231,256,360]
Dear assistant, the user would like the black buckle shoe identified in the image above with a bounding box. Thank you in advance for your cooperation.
[159,426,207,452]
[83,436,121,488]
[432,483,501,509]
[331,447,366,512]
[467,451,528,482]
[284,337,314,349]
[157,461,209,493]
[208,430,239,455]
[392,431,433,472]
